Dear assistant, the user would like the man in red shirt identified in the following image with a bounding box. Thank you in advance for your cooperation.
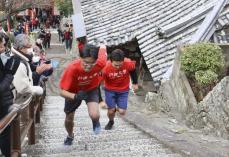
[59,44,107,145]
[103,49,138,130]
[77,37,107,109]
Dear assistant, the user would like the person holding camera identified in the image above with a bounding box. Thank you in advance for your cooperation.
[59,44,107,145]
[0,33,20,157]
[32,44,53,85]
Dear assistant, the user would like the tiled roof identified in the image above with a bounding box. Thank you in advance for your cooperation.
[215,4,229,43]
[216,5,229,30]
[81,0,223,81]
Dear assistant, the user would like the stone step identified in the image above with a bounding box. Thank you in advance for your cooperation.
[36,126,144,140]
[40,110,109,118]
[39,111,125,124]
[27,138,158,150]
[38,116,127,125]
[23,96,182,157]
[34,131,149,144]
[40,107,105,115]
[36,121,132,130]
[28,148,181,157]
[24,139,163,155]
[39,117,128,124]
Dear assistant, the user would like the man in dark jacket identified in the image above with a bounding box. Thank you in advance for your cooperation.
[0,33,20,157]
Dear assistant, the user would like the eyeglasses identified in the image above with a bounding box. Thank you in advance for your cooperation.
[82,60,96,66]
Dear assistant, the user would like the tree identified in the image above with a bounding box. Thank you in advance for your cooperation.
[55,0,73,17]
[0,0,54,22]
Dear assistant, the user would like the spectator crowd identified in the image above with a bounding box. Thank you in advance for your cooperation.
[0,24,54,157]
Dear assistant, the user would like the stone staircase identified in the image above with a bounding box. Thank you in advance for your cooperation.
[22,96,182,157]
[22,32,182,157]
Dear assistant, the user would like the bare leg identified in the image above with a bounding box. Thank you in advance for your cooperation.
[87,102,101,134]
[117,108,126,116]
[107,108,116,121]
[105,108,116,130]
[65,112,75,137]
[87,102,100,121]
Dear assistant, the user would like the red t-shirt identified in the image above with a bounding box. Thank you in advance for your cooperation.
[59,47,107,93]
[103,58,136,92]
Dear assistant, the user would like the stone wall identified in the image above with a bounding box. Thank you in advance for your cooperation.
[184,45,229,138]
[145,47,197,118]
[186,77,229,138]
[145,45,229,138]
[220,44,229,70]
[163,48,197,116]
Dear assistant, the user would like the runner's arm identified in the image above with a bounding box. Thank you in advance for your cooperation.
[60,89,75,100]
[96,44,107,68]
[130,69,138,84]
[130,68,139,92]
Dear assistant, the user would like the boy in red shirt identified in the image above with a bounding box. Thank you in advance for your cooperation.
[103,49,138,130]
[59,44,107,145]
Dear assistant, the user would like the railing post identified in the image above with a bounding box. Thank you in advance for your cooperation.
[28,98,35,145]
[35,97,41,124]
[40,96,43,111]
[11,115,21,157]
[40,82,46,111]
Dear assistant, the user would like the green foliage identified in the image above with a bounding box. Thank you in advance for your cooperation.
[55,0,73,17]
[181,42,225,86]
[195,70,218,86]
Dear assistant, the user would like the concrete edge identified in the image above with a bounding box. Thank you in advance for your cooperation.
[123,111,226,157]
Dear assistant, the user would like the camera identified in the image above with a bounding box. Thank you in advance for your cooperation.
[44,60,51,64]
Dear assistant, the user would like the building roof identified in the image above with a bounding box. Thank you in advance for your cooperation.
[81,0,228,81]
[215,5,229,43]
[216,5,229,30]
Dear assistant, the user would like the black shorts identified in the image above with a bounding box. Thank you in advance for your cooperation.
[64,88,99,114]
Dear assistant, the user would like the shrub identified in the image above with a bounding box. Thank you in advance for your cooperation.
[181,42,225,86]
[195,70,218,86]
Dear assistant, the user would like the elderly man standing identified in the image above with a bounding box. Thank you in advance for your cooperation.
[12,34,46,103]
[12,34,50,137]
